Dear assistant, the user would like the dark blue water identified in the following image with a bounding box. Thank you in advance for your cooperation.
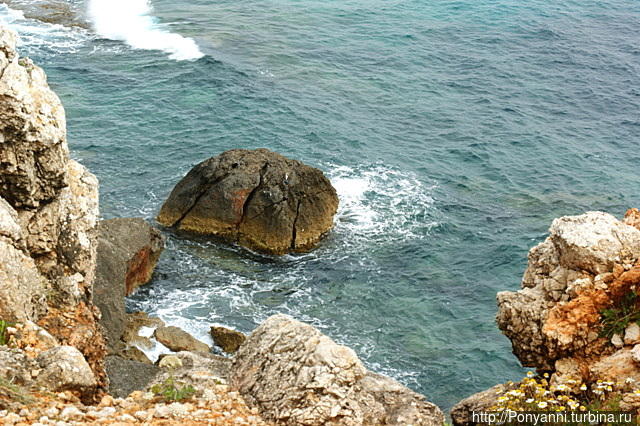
[2,0,639,411]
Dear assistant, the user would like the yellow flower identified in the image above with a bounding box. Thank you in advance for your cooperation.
[544,373,549,378]
[580,384,587,391]
[527,371,534,378]
[538,401,548,409]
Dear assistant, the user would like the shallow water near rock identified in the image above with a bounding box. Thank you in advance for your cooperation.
[2,0,639,411]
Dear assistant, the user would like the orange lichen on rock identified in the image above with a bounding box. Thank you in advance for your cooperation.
[125,246,154,296]
[544,289,609,342]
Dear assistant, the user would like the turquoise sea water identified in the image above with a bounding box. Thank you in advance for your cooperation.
[2,0,639,411]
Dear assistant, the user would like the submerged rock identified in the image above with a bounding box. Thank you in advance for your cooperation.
[93,218,164,352]
[210,325,246,354]
[231,314,444,425]
[157,149,339,255]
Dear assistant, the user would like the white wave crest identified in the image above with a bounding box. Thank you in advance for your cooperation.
[87,0,203,61]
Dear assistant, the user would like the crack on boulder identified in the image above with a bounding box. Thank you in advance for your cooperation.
[173,172,230,228]
[236,162,269,239]
[291,199,302,250]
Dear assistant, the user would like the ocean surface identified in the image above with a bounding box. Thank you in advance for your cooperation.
[2,0,639,412]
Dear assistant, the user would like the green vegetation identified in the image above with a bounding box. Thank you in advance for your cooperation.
[0,377,34,405]
[599,291,640,339]
[0,320,10,346]
[150,376,196,402]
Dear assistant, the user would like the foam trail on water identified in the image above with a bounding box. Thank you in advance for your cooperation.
[87,0,204,61]
[0,4,89,55]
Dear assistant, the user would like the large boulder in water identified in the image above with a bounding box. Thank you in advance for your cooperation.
[157,149,339,255]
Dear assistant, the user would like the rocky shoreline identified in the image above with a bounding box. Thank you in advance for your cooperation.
[2,19,640,426]
[0,24,444,425]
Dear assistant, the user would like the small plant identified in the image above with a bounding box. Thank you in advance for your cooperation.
[150,376,196,402]
[599,291,640,339]
[0,377,34,405]
[0,320,10,346]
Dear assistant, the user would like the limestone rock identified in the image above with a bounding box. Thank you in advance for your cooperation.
[154,326,210,353]
[451,383,516,426]
[496,211,640,369]
[0,25,105,396]
[0,28,68,209]
[632,345,640,364]
[0,347,38,387]
[151,351,231,391]
[231,314,444,426]
[590,348,640,383]
[613,333,624,348]
[158,355,183,369]
[210,326,246,354]
[548,212,640,275]
[624,208,640,231]
[94,218,164,351]
[122,311,165,350]
[157,149,339,255]
[0,233,48,322]
[36,346,97,395]
[625,323,640,346]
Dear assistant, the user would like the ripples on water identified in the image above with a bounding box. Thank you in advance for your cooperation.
[2,0,639,411]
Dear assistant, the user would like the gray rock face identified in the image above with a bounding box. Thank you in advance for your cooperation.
[230,314,444,426]
[157,149,339,255]
[154,326,211,353]
[36,346,97,395]
[93,218,164,352]
[105,355,160,399]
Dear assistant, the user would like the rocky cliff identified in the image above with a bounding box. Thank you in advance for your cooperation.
[0,25,106,396]
[452,209,640,424]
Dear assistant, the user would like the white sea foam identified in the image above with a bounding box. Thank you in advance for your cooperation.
[328,164,437,243]
[87,0,204,61]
